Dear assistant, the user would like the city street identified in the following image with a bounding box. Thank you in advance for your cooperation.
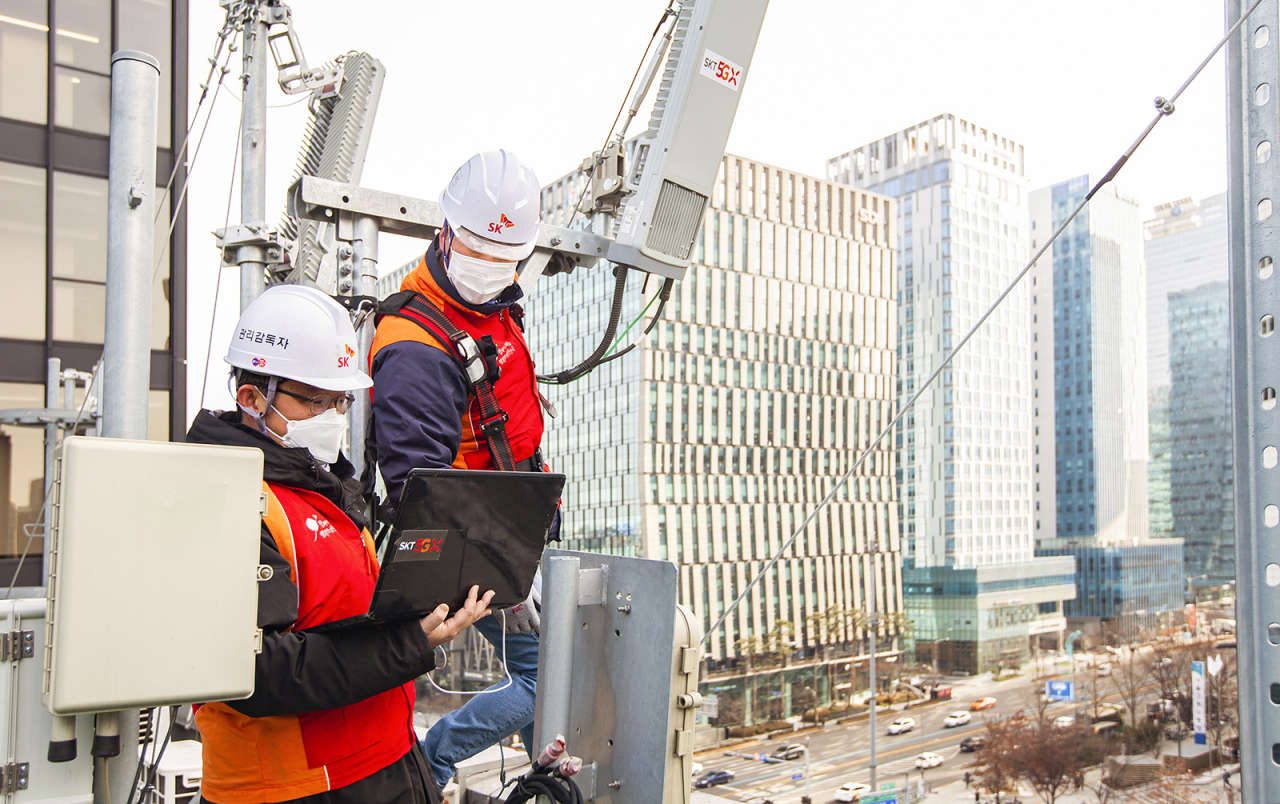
[695,662,1162,804]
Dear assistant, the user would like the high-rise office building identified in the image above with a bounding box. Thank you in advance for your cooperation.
[517,153,902,728]
[1168,281,1234,586]
[830,114,1074,674]
[0,1,188,581]
[1029,176,1181,638]
[1028,176,1149,545]
[1143,195,1231,586]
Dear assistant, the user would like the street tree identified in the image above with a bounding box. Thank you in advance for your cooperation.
[978,716,1106,804]
[1108,647,1149,726]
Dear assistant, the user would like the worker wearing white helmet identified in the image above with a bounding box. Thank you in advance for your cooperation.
[370,150,557,790]
[188,284,492,804]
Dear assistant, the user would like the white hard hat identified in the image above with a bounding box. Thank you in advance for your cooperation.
[225,285,372,391]
[438,149,541,261]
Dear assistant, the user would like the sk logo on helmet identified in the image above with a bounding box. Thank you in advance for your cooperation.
[252,357,266,368]
[338,343,355,369]
[487,213,514,234]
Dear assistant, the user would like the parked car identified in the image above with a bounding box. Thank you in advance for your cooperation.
[970,696,998,710]
[944,710,972,728]
[1096,662,1113,676]
[888,717,916,735]
[915,752,944,769]
[960,735,986,752]
[694,769,735,788]
[770,743,805,761]
[1053,716,1076,728]
[691,762,703,777]
[835,783,873,802]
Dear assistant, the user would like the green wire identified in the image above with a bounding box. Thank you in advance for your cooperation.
[604,290,662,358]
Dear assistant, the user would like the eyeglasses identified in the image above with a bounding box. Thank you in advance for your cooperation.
[274,387,355,415]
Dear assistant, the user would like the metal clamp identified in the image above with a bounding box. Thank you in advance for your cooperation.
[1,631,34,662]
[0,762,29,793]
[215,224,284,268]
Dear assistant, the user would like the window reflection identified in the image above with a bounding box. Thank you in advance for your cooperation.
[0,0,48,123]
[52,0,109,72]
[54,66,108,134]
[0,161,45,339]
[52,279,104,342]
[0,382,45,561]
[119,0,172,148]
[53,171,106,281]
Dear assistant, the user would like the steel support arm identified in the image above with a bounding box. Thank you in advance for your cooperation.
[288,175,615,273]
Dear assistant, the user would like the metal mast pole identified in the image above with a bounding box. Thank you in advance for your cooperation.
[868,543,878,790]
[1228,2,1280,802]
[239,2,268,309]
[98,48,160,804]
[347,216,378,480]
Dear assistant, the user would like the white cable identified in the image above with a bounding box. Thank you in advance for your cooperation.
[426,610,514,696]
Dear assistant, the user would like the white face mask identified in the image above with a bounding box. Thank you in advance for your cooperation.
[269,406,347,464]
[447,250,517,305]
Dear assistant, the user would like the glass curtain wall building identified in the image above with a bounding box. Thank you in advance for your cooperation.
[829,114,1073,674]
[527,154,903,728]
[1028,176,1149,545]
[1167,282,1234,586]
[0,0,187,582]
[1142,195,1231,582]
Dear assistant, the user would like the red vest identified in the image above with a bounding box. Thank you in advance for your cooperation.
[370,255,544,470]
[196,483,415,804]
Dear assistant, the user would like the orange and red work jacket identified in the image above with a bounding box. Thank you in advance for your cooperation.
[369,253,544,471]
[195,482,416,804]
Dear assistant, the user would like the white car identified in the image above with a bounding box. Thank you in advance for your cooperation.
[1096,663,1113,676]
[1054,716,1076,728]
[943,710,972,728]
[691,762,703,777]
[915,752,944,769]
[887,717,916,735]
[835,783,873,802]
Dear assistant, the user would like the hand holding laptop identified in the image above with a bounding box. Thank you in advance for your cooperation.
[422,585,495,648]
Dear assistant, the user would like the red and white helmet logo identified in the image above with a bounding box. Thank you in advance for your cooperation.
[487,213,515,235]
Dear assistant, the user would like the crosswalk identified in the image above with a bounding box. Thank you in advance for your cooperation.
[707,745,965,801]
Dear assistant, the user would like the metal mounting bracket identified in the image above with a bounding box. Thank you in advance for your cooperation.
[0,408,99,427]
[0,630,34,662]
[288,176,618,273]
[0,762,29,793]
[215,224,284,269]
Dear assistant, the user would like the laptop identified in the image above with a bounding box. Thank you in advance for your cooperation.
[307,468,565,633]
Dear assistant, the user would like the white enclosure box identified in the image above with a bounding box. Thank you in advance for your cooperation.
[0,599,94,803]
[44,437,263,715]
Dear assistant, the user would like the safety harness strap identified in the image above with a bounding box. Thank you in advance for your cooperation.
[379,291,518,472]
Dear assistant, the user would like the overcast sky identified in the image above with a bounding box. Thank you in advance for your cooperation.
[184,0,1234,418]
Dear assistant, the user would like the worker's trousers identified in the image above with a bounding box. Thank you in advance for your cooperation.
[420,613,539,789]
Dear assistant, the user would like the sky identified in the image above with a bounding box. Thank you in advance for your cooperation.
[184,0,1235,420]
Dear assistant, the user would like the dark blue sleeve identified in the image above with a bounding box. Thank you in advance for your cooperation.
[372,340,468,506]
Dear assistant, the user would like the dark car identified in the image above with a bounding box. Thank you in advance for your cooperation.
[770,743,805,761]
[960,736,986,752]
[695,769,736,788]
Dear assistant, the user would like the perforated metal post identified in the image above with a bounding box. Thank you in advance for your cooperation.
[347,215,378,481]
[1227,1,1280,799]
[239,4,268,309]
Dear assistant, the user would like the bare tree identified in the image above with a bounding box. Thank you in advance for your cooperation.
[1109,647,1150,726]
[978,716,1106,804]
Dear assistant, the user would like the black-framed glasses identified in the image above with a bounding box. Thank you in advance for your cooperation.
[275,387,355,415]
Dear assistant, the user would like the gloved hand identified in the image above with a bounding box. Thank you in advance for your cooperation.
[501,590,540,635]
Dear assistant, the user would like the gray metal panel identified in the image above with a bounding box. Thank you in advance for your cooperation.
[0,599,94,803]
[45,437,263,715]
[612,0,770,276]
[536,549,682,804]
[1227,0,1280,799]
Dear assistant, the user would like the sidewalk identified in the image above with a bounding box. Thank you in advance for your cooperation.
[927,764,1241,804]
